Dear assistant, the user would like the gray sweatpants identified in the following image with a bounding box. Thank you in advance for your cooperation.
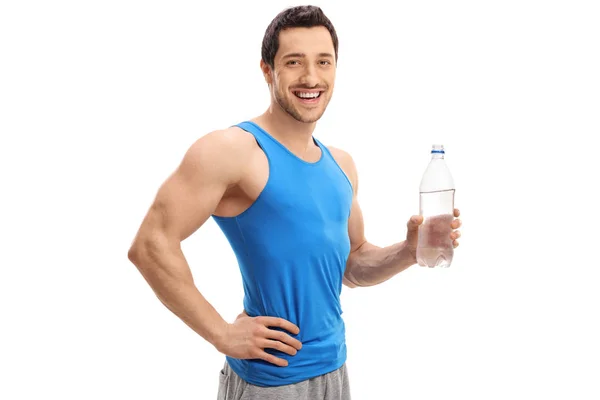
[217,361,351,400]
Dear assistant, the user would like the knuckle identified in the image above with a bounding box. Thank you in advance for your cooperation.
[250,347,262,357]
[252,324,265,335]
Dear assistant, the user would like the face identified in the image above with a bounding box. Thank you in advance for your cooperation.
[261,26,336,123]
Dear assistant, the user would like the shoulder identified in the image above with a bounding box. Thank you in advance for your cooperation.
[183,126,258,165]
[178,126,258,181]
[326,145,358,191]
[186,126,256,158]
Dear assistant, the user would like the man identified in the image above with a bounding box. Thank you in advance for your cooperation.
[127,5,461,400]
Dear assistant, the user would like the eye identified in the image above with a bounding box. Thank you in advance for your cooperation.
[319,60,332,66]
[287,60,300,66]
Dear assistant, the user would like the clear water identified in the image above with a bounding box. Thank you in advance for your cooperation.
[416,189,455,268]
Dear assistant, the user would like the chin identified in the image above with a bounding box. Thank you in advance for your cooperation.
[296,104,329,121]
[297,110,326,124]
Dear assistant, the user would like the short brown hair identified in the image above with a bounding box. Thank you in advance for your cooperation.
[261,5,339,69]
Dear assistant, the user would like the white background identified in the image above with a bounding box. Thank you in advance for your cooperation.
[1,0,599,399]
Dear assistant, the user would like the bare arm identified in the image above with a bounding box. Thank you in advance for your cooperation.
[329,147,424,288]
[344,196,421,287]
[127,129,249,347]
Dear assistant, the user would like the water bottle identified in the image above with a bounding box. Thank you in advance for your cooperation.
[416,144,455,268]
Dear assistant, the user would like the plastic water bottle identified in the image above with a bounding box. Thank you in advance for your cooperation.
[416,144,455,268]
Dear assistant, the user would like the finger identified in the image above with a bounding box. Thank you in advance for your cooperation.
[450,231,461,240]
[255,349,288,367]
[454,208,460,217]
[407,215,423,228]
[453,240,459,248]
[451,219,461,229]
[258,338,298,356]
[256,316,300,335]
[265,329,303,350]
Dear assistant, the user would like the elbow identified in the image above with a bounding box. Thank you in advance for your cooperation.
[127,239,156,271]
[344,271,369,288]
[343,265,363,288]
[343,275,359,288]
[127,243,148,274]
[343,251,365,288]
[127,235,177,279]
[127,239,167,296]
[128,236,147,264]
[127,242,168,305]
[127,244,141,265]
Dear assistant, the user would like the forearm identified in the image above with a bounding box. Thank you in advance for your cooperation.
[129,244,228,349]
[345,240,417,287]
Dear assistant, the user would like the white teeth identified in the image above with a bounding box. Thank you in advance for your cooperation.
[295,91,320,99]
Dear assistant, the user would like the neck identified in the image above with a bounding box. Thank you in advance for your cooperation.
[253,101,317,152]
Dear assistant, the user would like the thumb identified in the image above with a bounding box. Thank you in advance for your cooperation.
[406,215,423,243]
[407,215,424,229]
[235,310,249,321]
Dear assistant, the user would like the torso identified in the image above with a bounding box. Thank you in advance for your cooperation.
[210,120,355,386]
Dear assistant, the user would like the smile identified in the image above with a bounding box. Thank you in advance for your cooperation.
[293,91,321,99]
[292,90,323,103]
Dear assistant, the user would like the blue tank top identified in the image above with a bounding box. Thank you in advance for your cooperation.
[212,121,354,387]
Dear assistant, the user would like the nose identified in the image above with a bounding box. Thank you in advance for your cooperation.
[299,64,319,87]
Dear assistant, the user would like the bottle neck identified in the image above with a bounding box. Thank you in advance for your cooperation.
[431,150,445,160]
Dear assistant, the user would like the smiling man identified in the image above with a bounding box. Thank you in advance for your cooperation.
[128,5,461,400]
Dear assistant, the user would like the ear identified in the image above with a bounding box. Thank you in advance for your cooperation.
[260,60,273,84]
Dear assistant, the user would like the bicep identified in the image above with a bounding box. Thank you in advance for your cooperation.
[147,164,223,245]
[132,131,245,251]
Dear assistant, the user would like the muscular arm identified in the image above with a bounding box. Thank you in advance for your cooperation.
[329,147,418,288]
[127,128,251,348]
[344,198,418,287]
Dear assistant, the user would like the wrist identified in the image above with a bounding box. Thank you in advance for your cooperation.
[208,319,230,352]
[404,240,418,265]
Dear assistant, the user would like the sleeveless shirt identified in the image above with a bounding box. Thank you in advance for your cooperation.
[212,121,353,387]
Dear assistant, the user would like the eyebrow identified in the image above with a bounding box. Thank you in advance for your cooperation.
[282,52,334,59]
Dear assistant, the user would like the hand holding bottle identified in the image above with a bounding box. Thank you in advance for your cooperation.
[406,209,462,262]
